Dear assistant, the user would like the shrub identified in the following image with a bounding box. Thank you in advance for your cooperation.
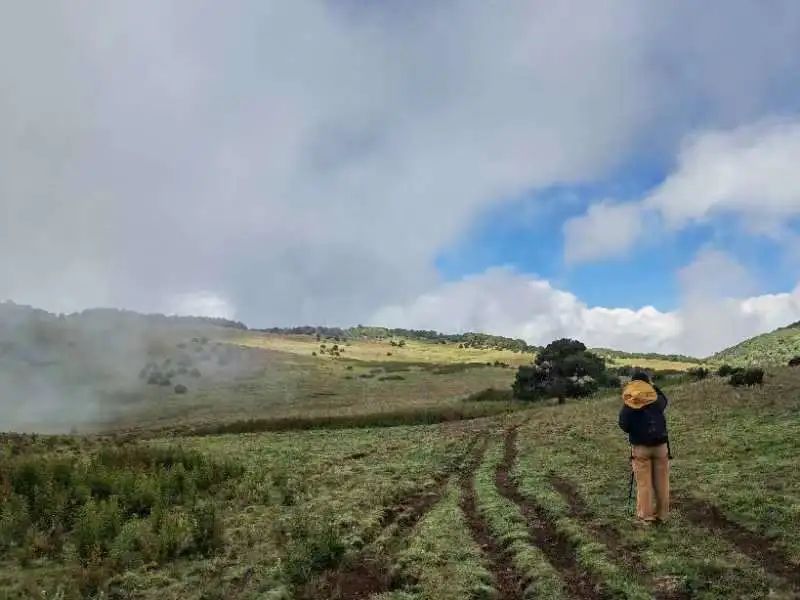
[729,368,764,387]
[189,368,202,378]
[174,385,188,394]
[378,375,405,381]
[789,356,800,367]
[717,364,735,377]
[688,367,709,380]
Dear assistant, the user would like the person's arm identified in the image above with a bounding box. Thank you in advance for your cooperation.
[654,385,668,410]
[618,406,631,432]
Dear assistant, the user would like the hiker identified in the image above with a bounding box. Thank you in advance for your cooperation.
[618,371,670,523]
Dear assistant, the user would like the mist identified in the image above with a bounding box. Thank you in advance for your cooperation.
[0,302,251,433]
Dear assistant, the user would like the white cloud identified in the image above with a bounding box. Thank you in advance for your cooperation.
[163,291,236,320]
[563,202,648,264]
[3,3,800,325]
[565,119,800,263]
[647,119,800,227]
[372,264,800,356]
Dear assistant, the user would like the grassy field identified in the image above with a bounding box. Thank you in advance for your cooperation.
[236,332,533,366]
[2,367,799,599]
[712,321,800,366]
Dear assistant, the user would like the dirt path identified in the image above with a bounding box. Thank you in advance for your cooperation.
[495,428,605,600]
[300,433,486,600]
[677,495,800,590]
[549,474,691,600]
[459,438,527,600]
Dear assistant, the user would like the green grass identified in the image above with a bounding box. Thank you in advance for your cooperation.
[513,369,800,598]
[713,320,800,366]
[473,440,567,599]
[2,333,799,599]
[389,482,494,600]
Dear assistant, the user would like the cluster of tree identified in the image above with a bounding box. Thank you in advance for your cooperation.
[593,347,703,364]
[73,308,247,330]
[258,324,537,352]
[261,325,348,338]
[512,339,620,404]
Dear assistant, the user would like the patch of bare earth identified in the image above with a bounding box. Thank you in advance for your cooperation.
[459,438,528,600]
[496,428,605,600]
[678,495,800,590]
[548,474,690,600]
[300,433,485,599]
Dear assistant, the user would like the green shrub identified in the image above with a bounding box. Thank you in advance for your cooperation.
[688,367,709,380]
[717,364,735,377]
[0,441,243,587]
[729,368,764,387]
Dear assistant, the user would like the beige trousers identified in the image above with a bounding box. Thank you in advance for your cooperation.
[632,443,670,521]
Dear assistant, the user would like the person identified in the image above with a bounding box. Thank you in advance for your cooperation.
[618,371,670,523]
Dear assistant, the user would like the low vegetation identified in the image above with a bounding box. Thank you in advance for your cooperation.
[712,320,800,366]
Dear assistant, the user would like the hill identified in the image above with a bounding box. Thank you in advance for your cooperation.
[2,368,798,598]
[712,320,800,366]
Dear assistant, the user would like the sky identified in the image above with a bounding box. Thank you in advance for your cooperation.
[3,1,800,356]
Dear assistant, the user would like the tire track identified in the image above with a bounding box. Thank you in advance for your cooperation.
[548,474,691,600]
[496,428,605,600]
[300,432,486,600]
[459,437,527,600]
[677,495,800,590]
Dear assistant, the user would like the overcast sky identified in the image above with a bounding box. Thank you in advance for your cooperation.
[3,1,800,356]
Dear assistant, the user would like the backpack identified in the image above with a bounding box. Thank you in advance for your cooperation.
[627,390,668,446]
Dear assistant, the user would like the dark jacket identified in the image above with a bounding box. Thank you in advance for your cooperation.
[618,382,669,447]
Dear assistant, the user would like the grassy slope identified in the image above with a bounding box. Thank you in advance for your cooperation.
[3,369,799,599]
[514,368,800,599]
[712,321,800,366]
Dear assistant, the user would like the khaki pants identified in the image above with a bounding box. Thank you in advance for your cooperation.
[632,443,670,521]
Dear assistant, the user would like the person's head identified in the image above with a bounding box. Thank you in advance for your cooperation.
[631,370,651,383]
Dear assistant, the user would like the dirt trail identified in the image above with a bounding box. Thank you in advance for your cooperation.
[678,495,800,590]
[549,474,691,600]
[496,428,604,600]
[300,432,485,600]
[459,438,527,600]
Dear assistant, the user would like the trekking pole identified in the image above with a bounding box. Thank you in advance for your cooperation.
[627,448,635,513]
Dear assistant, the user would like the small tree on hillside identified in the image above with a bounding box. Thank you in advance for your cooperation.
[512,338,608,404]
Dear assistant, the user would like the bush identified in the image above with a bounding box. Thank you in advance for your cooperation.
[0,442,243,585]
[717,364,735,377]
[174,384,188,394]
[688,367,709,380]
[378,375,405,381]
[729,368,764,387]
[789,356,800,367]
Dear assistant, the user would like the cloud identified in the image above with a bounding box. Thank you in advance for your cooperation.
[163,292,236,320]
[563,202,648,264]
[3,2,800,326]
[565,119,800,263]
[372,262,800,356]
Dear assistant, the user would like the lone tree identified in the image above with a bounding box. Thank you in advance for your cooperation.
[513,338,608,404]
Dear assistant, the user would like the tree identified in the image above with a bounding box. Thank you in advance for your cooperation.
[512,338,609,404]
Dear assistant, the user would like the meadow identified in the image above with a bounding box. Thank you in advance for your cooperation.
[2,351,798,599]
[2,312,798,599]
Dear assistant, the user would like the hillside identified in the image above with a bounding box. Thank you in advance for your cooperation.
[712,320,800,366]
[3,368,799,598]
